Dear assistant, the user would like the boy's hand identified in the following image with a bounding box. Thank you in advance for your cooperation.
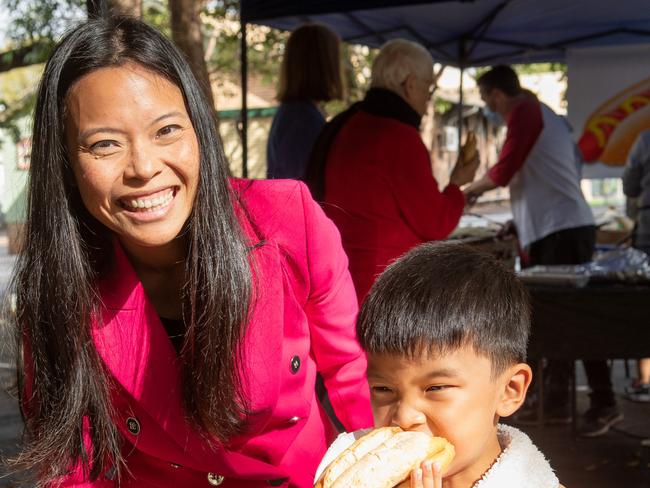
[406,460,443,488]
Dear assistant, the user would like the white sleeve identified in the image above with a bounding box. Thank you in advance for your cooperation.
[314,429,372,482]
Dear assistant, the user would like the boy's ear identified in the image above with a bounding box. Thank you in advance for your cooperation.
[496,362,533,418]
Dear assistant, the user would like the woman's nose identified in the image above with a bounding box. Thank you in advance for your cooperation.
[126,144,163,180]
[391,401,427,431]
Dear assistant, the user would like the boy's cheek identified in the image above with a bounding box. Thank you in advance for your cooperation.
[370,404,391,427]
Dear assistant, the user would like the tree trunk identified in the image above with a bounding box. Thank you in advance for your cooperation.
[169,0,216,110]
[87,0,141,18]
[109,0,142,17]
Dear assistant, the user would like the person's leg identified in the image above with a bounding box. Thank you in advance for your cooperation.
[628,358,650,388]
[640,358,650,384]
[565,227,616,405]
[579,359,623,437]
[624,358,650,402]
[561,226,624,436]
[524,229,576,423]
[543,359,573,423]
[535,226,596,415]
[527,231,563,266]
[583,360,616,408]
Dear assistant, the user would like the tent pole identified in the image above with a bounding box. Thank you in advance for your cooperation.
[240,20,249,178]
[457,65,464,154]
[457,37,466,154]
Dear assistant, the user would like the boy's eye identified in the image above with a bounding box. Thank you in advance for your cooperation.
[371,386,394,394]
[425,385,448,392]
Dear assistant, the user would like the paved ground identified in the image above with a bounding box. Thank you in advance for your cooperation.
[0,228,648,487]
[515,363,650,487]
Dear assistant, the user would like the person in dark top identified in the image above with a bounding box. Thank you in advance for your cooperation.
[266,23,345,179]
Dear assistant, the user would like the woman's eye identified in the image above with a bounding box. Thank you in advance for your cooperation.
[89,140,119,152]
[157,124,181,138]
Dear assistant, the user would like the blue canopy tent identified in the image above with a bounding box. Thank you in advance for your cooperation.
[238,0,650,176]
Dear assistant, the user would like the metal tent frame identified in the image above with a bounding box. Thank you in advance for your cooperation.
[238,0,650,176]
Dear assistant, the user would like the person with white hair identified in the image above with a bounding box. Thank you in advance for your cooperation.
[304,39,478,302]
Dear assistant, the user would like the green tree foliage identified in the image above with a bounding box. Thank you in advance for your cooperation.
[201,1,377,116]
[0,0,84,75]
[0,0,379,134]
[0,65,41,141]
[203,1,287,86]
[0,0,85,139]
[3,0,85,44]
[143,0,170,33]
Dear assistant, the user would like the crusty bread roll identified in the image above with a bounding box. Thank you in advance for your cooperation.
[459,131,477,165]
[315,427,455,488]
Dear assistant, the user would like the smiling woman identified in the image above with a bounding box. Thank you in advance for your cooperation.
[66,63,200,258]
[9,16,372,487]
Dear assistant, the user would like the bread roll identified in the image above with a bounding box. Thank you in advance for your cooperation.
[315,427,455,488]
[459,131,477,165]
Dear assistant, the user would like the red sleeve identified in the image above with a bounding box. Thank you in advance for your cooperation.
[299,183,374,431]
[389,128,465,241]
[488,98,543,187]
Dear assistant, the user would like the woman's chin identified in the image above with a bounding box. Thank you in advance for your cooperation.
[115,228,187,252]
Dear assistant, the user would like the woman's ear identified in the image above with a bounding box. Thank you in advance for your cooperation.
[496,363,533,418]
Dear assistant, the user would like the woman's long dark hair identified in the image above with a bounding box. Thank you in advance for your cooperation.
[10,16,252,484]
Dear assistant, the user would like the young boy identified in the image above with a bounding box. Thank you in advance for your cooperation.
[316,242,563,488]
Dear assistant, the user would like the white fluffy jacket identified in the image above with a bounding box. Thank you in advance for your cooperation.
[474,424,559,488]
[315,424,559,488]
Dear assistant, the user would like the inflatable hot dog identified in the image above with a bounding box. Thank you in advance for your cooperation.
[314,427,455,488]
[578,76,650,165]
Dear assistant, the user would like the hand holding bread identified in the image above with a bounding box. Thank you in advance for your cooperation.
[459,131,478,166]
[450,131,479,187]
[315,427,455,488]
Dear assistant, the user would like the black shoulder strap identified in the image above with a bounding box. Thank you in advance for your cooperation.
[302,102,363,202]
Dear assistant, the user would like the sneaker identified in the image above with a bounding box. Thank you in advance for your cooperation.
[624,380,647,394]
[578,406,624,437]
[624,384,650,403]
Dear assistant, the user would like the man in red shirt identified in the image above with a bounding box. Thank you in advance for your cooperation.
[305,39,478,302]
[465,65,619,438]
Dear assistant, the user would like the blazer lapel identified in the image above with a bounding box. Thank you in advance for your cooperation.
[94,242,185,426]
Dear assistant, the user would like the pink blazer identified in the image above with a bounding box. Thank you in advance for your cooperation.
[56,180,373,487]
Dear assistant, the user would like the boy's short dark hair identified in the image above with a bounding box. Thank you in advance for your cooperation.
[477,65,521,97]
[357,242,530,376]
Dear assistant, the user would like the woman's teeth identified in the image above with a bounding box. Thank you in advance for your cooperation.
[124,190,174,211]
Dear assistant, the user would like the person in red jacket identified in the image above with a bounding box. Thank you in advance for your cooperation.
[305,39,478,302]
